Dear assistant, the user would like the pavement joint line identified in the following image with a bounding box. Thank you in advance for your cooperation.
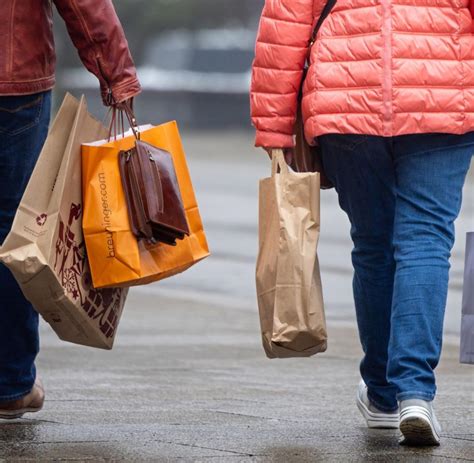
[422,456,474,462]
[209,409,315,424]
[154,439,256,457]
[22,417,66,425]
[443,435,474,442]
[1,440,119,445]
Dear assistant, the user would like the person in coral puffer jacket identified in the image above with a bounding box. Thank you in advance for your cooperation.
[251,0,474,447]
[0,0,140,421]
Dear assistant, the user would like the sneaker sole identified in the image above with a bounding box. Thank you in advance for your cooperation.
[357,392,399,429]
[399,407,440,446]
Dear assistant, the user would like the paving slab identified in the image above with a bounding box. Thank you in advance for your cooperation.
[1,291,472,462]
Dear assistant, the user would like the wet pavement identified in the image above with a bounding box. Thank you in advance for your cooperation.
[0,131,473,461]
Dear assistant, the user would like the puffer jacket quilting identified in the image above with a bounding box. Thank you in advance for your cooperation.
[250,0,474,148]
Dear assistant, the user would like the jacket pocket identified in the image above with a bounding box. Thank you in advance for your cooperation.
[0,93,44,136]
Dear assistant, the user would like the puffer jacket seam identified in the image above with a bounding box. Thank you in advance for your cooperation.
[257,41,308,51]
[261,15,311,27]
[395,57,474,61]
[253,65,302,72]
[308,110,474,114]
[316,57,474,63]
[320,32,380,39]
[395,31,473,37]
[394,3,464,8]
[258,129,294,134]
[253,91,295,95]
[318,58,380,63]
[253,115,294,118]
[333,4,379,12]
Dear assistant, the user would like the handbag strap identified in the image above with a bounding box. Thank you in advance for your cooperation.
[310,0,337,47]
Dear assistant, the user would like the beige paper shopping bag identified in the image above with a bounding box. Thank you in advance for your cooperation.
[256,150,327,359]
[0,94,127,349]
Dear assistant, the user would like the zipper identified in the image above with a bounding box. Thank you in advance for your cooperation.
[381,0,393,136]
[96,56,114,105]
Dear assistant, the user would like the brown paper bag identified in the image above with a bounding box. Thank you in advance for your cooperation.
[0,94,127,350]
[256,150,327,358]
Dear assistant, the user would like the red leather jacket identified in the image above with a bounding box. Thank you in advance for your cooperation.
[0,0,140,104]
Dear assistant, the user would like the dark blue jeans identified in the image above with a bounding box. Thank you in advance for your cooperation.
[0,91,51,401]
[319,133,474,411]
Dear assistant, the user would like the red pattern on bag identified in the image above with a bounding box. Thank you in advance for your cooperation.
[54,203,123,338]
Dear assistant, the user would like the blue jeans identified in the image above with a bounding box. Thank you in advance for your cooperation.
[0,91,51,401]
[319,133,473,411]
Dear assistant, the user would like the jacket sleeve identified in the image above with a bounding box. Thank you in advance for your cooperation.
[53,0,141,105]
[250,0,315,148]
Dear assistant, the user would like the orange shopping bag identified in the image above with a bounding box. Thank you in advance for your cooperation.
[81,122,209,288]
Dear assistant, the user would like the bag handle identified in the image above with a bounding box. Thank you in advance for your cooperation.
[107,99,141,141]
[308,0,337,52]
[271,149,290,176]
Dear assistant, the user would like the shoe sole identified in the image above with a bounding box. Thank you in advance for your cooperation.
[399,407,440,446]
[0,407,42,420]
[357,392,399,429]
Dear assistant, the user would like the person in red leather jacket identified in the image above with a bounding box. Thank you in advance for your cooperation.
[0,0,140,419]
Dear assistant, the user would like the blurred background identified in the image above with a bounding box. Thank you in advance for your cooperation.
[54,0,264,128]
[52,0,473,340]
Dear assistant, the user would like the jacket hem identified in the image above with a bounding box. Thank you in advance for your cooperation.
[0,77,55,96]
[304,115,474,141]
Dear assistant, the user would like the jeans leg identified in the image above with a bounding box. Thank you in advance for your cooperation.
[390,141,473,402]
[320,135,398,411]
[0,91,51,401]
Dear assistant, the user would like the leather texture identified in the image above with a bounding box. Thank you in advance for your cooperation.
[0,379,44,419]
[251,0,474,148]
[0,0,140,104]
[119,140,190,246]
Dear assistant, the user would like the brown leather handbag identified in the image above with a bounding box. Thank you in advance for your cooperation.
[114,104,190,246]
[292,0,337,189]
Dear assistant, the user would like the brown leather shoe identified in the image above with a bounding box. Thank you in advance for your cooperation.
[0,379,45,420]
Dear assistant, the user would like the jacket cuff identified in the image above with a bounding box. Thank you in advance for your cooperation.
[102,77,142,106]
[255,130,295,149]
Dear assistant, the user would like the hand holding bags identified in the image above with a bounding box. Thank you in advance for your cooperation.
[0,94,128,349]
[256,150,327,358]
[461,232,474,364]
[82,120,209,288]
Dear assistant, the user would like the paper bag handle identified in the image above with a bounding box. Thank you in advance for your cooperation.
[271,149,290,176]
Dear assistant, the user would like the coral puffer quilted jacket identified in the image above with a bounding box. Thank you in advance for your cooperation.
[250,0,474,148]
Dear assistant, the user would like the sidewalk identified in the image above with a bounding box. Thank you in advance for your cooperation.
[1,291,472,462]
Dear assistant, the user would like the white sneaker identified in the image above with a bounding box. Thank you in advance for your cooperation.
[399,399,442,446]
[356,380,399,429]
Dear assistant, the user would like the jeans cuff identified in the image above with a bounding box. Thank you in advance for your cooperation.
[0,386,33,403]
[367,390,399,412]
[397,391,435,403]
